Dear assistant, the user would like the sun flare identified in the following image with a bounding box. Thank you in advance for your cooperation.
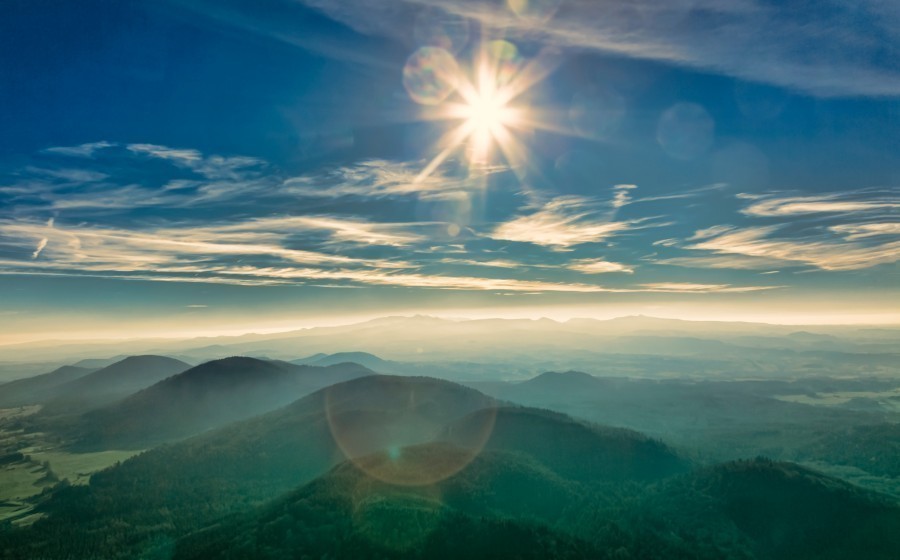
[451,73,521,162]
[462,90,513,134]
[407,40,553,182]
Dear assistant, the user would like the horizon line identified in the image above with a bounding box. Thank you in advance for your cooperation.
[3,311,900,349]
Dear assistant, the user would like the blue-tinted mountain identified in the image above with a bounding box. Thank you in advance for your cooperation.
[71,357,126,369]
[76,357,374,448]
[0,365,96,407]
[292,351,395,372]
[507,370,605,396]
[38,355,190,415]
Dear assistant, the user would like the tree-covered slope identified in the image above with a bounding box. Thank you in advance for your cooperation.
[38,355,191,415]
[75,357,374,448]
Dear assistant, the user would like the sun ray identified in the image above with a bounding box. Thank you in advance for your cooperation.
[404,36,570,187]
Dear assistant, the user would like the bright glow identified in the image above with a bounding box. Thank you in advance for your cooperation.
[412,40,556,183]
[455,73,519,162]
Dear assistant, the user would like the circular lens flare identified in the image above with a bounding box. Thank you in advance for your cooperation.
[403,47,460,106]
[324,377,497,487]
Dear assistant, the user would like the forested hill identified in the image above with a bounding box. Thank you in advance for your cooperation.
[74,357,374,448]
[37,355,191,415]
[2,374,898,559]
[173,453,900,560]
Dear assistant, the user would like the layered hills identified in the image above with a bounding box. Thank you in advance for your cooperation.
[75,357,374,448]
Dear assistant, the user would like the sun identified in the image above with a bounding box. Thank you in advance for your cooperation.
[447,72,521,163]
[404,39,554,183]
[461,89,511,135]
[460,82,520,157]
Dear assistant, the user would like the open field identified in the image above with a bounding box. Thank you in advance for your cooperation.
[0,406,142,526]
[28,450,139,486]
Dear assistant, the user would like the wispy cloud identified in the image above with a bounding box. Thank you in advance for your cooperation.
[742,193,900,217]
[126,143,265,180]
[4,145,482,223]
[126,143,203,165]
[300,0,900,97]
[688,225,737,241]
[653,254,786,271]
[655,189,900,271]
[438,258,525,269]
[28,217,54,260]
[491,196,633,249]
[163,215,429,248]
[640,282,779,293]
[688,225,900,271]
[3,143,276,216]
[830,223,900,240]
[611,184,636,209]
[212,266,620,292]
[0,216,777,294]
[31,238,48,260]
[42,141,115,158]
[568,259,634,274]
[0,219,409,272]
[25,167,109,183]
[283,159,504,199]
[0,218,613,293]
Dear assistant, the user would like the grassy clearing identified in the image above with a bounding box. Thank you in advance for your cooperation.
[29,449,141,485]
[0,500,40,524]
[11,511,45,527]
[0,446,141,526]
[0,461,47,502]
[0,408,138,527]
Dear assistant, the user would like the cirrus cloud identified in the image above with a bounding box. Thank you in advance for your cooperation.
[491,196,632,249]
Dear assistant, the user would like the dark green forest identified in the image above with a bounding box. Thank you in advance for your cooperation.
[2,373,899,559]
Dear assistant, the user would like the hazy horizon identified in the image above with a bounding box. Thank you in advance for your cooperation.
[4,307,900,348]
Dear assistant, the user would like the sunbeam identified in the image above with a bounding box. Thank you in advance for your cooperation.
[406,39,553,182]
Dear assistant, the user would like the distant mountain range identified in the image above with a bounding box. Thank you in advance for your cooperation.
[479,368,893,468]
[293,350,391,370]
[3,316,897,380]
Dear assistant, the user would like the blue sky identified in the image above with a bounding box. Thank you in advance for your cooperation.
[1,0,898,341]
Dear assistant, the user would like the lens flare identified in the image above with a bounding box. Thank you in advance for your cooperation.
[324,376,497,486]
[403,47,460,106]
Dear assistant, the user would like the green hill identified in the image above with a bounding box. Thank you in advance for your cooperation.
[171,444,601,560]
[446,407,689,483]
[3,375,896,560]
[38,355,191,415]
[648,458,900,559]
[0,376,497,558]
[0,365,96,407]
[74,357,374,449]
